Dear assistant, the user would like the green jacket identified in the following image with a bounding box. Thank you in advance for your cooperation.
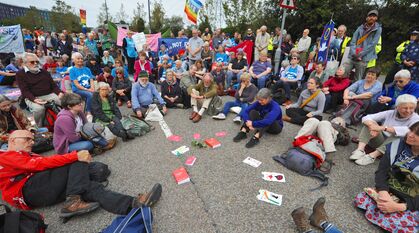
[191,81,217,98]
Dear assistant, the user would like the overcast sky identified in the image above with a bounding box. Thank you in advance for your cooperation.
[4,0,187,27]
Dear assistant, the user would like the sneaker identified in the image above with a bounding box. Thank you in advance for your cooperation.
[133,183,163,208]
[350,149,365,160]
[212,113,226,120]
[233,131,247,142]
[291,207,312,233]
[233,116,241,124]
[309,197,328,228]
[60,195,100,218]
[175,103,184,109]
[355,154,375,166]
[245,136,259,148]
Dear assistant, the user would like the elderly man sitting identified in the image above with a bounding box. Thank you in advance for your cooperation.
[350,94,419,166]
[16,53,63,127]
[0,130,162,218]
[368,69,419,114]
[189,73,217,123]
[132,71,167,119]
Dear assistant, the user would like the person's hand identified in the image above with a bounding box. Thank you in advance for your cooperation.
[285,105,291,109]
[377,198,405,213]
[162,106,168,114]
[343,99,350,106]
[58,92,64,99]
[322,87,329,92]
[306,112,313,118]
[110,121,115,125]
[378,96,392,104]
[378,190,392,202]
[370,130,379,138]
[77,150,92,163]
[280,77,288,82]
[34,98,47,105]
[136,111,143,119]
[368,124,383,132]
[190,93,197,99]
[246,120,253,129]
[88,88,95,93]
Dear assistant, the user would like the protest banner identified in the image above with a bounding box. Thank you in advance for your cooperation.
[158,38,188,57]
[0,25,24,53]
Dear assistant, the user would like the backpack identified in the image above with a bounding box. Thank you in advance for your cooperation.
[331,122,350,146]
[121,116,151,137]
[43,101,61,132]
[0,204,47,233]
[272,89,287,105]
[32,133,54,154]
[101,206,152,233]
[80,122,106,144]
[292,135,326,168]
[273,147,328,191]
[88,162,111,187]
[332,99,369,126]
[206,96,223,116]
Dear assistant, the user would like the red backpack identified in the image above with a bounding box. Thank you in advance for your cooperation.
[43,101,61,132]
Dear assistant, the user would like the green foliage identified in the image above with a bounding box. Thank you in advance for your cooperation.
[163,16,184,36]
[97,2,114,26]
[131,2,148,33]
[150,1,165,33]
[198,12,212,33]
[115,3,129,24]
[51,0,81,32]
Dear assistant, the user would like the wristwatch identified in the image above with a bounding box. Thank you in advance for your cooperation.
[384,126,388,132]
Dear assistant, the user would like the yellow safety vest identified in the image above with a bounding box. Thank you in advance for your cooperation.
[367,36,382,68]
[395,40,410,64]
[340,36,352,56]
[268,37,274,51]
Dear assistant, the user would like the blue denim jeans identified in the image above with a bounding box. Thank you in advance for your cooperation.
[73,89,93,113]
[307,223,342,233]
[226,71,243,88]
[252,75,268,89]
[222,99,248,116]
[68,140,94,152]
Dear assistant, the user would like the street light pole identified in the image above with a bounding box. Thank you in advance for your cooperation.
[274,8,287,75]
[148,0,152,33]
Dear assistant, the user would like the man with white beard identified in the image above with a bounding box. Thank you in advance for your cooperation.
[131,71,168,119]
[15,53,63,127]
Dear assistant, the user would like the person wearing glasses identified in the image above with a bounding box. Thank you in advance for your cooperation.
[112,67,132,108]
[0,129,162,219]
[354,121,419,232]
[15,53,63,127]
[368,69,419,114]
[111,59,129,78]
[270,54,304,105]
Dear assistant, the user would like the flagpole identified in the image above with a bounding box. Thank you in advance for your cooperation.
[274,8,287,75]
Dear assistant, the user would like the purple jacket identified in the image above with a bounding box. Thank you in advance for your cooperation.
[53,109,87,154]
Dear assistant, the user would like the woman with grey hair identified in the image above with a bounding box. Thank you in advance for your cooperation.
[368,69,419,114]
[91,82,135,141]
[351,94,419,166]
[233,88,283,148]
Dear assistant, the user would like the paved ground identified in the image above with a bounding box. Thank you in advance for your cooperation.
[2,95,385,233]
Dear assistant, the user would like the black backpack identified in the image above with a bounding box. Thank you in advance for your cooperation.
[273,147,328,191]
[0,204,47,233]
[88,162,111,184]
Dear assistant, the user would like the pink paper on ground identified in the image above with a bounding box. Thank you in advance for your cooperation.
[168,135,182,142]
[215,131,227,137]
[193,133,201,140]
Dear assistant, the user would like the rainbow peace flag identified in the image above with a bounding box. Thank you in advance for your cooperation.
[79,9,86,25]
[184,0,204,25]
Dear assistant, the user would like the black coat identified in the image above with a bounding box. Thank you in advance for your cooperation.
[91,92,122,123]
[57,40,73,57]
[161,80,182,98]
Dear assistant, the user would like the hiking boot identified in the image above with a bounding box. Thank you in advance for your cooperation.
[233,131,247,142]
[349,149,365,160]
[103,138,117,150]
[233,116,241,124]
[189,111,198,120]
[291,207,311,233]
[60,195,100,218]
[192,114,202,123]
[126,131,136,140]
[309,197,328,228]
[92,147,104,156]
[355,154,375,166]
[133,183,162,208]
[245,136,260,148]
[212,113,226,120]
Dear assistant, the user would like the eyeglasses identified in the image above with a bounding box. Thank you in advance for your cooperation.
[116,72,123,74]
[29,60,39,64]
[394,80,405,84]
[291,57,298,60]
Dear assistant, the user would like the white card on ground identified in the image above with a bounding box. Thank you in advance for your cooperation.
[171,145,190,156]
[243,157,262,168]
[256,189,282,206]
[262,172,286,183]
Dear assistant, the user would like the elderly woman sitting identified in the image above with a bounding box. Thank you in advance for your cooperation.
[249,52,272,89]
[102,50,115,67]
[91,82,135,141]
[343,68,382,108]
[351,94,419,166]
[69,52,95,121]
[322,66,351,112]
[160,69,183,108]
[53,93,109,155]
[369,69,419,114]
[233,88,283,148]
[112,67,132,108]
[283,77,326,125]
[354,121,419,232]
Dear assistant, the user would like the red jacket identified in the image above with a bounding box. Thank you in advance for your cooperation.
[134,60,152,82]
[323,76,351,93]
[0,150,78,210]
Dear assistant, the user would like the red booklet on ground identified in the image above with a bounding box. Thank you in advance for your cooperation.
[172,167,190,184]
[185,156,197,166]
[205,138,221,148]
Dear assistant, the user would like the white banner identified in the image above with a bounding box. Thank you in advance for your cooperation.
[132,32,147,53]
[0,25,24,53]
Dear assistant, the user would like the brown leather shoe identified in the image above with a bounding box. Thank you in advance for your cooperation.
[189,111,198,120]
[133,183,162,208]
[103,138,117,150]
[192,114,202,123]
[282,115,292,122]
[309,197,328,228]
[291,207,312,233]
[60,195,100,218]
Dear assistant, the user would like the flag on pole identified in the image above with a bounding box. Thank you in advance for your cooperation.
[184,0,204,25]
[317,20,335,63]
[226,40,254,66]
[79,9,87,25]
[107,22,118,41]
